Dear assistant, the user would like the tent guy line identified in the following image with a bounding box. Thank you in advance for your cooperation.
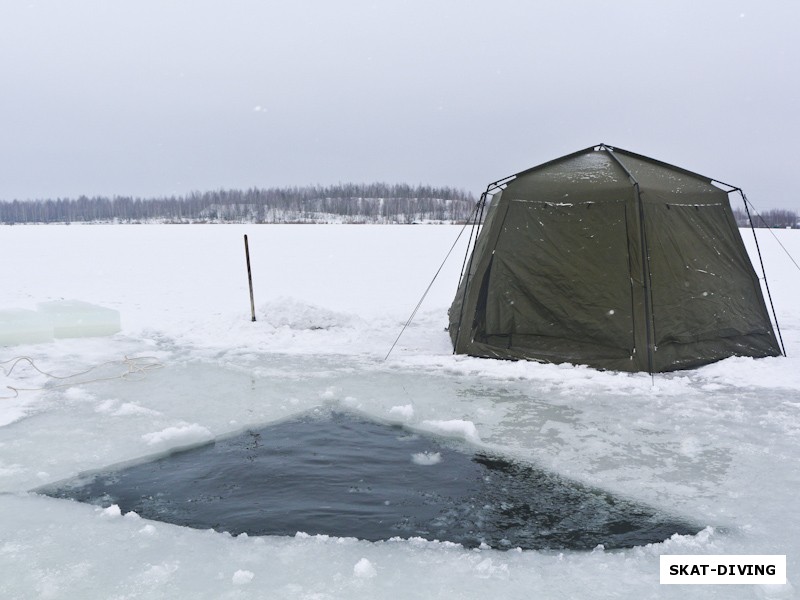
[384,200,483,361]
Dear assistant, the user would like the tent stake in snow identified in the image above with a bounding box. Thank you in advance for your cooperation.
[244,234,256,322]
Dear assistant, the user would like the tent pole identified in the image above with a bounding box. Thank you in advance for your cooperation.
[632,180,656,375]
[739,190,787,356]
[453,188,490,353]
[457,195,485,287]
[455,177,513,288]
[604,149,656,374]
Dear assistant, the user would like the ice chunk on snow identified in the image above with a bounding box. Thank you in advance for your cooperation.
[411,451,441,465]
[140,562,178,585]
[353,558,376,578]
[141,423,213,447]
[94,399,118,413]
[63,387,95,402]
[474,557,510,579]
[95,398,161,417]
[389,404,414,419]
[100,504,122,518]
[232,570,254,585]
[0,301,120,345]
[0,308,54,345]
[114,402,160,417]
[421,419,481,443]
[319,386,339,400]
[36,300,121,338]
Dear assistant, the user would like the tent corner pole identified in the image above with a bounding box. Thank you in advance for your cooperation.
[604,151,656,374]
[739,190,787,356]
[452,186,492,353]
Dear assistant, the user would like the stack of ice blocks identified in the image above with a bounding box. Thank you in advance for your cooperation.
[0,301,121,346]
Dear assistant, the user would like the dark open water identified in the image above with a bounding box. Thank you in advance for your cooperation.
[39,410,698,550]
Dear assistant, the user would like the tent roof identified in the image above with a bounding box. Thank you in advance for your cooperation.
[496,144,735,193]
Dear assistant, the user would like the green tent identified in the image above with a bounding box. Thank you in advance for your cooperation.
[449,144,783,373]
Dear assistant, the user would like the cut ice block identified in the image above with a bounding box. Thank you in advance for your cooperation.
[36,301,121,339]
[0,308,55,346]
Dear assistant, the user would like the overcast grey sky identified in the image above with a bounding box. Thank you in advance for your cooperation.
[1,1,798,209]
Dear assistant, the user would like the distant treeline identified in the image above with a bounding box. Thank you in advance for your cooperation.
[2,186,794,227]
[732,207,798,229]
[0,183,477,225]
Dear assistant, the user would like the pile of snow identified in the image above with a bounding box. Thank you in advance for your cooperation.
[258,297,363,331]
[353,557,377,578]
[231,569,255,585]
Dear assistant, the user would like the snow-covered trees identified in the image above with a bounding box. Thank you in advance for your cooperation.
[0,184,476,224]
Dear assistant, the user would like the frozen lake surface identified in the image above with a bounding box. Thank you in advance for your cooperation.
[1,224,799,598]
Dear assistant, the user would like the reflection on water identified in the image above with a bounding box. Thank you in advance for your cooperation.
[39,410,698,550]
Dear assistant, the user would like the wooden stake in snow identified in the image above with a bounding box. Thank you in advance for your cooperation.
[244,234,256,322]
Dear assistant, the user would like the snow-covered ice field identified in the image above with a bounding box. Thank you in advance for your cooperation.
[1,223,798,599]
